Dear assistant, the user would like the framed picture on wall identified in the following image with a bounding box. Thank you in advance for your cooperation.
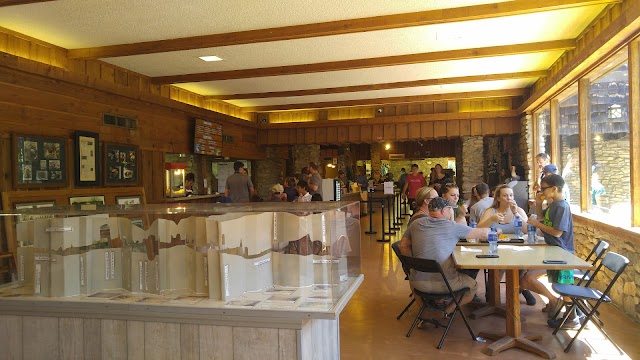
[13,134,68,188]
[69,195,105,206]
[104,143,139,186]
[74,131,100,186]
[116,195,141,205]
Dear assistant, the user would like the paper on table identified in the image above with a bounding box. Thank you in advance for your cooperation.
[460,246,482,252]
[500,245,533,251]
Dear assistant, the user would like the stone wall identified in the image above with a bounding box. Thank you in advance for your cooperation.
[460,136,484,198]
[370,143,381,179]
[254,146,286,200]
[292,145,320,176]
[573,215,639,323]
[520,115,533,197]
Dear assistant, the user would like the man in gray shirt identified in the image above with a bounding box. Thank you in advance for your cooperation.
[224,161,255,203]
[307,162,323,196]
[399,197,489,315]
[470,182,493,223]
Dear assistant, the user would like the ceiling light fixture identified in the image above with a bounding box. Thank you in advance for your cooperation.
[199,55,223,62]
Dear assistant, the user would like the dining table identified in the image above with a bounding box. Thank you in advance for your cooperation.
[452,245,591,359]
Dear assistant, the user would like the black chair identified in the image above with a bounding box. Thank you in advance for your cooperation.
[550,239,609,321]
[391,241,415,320]
[551,251,629,353]
[398,254,478,349]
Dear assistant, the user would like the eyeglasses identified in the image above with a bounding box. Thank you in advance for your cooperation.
[539,186,553,191]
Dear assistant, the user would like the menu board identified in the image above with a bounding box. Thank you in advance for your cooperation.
[194,119,223,156]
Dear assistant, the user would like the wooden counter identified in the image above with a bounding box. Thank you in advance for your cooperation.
[0,275,363,360]
[164,193,222,203]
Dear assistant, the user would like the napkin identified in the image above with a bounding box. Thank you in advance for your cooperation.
[460,246,482,253]
[501,245,533,251]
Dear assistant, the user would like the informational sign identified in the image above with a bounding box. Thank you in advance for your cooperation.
[383,181,394,195]
[194,119,223,156]
[216,162,235,193]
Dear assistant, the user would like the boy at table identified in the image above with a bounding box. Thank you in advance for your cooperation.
[523,174,581,329]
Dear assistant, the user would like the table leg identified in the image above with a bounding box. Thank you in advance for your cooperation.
[479,269,556,359]
[470,269,505,320]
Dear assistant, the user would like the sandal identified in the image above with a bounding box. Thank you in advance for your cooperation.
[541,303,550,312]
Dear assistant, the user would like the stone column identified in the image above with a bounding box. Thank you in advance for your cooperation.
[370,143,381,177]
[520,114,534,197]
[254,146,286,200]
[460,136,484,198]
[292,145,320,175]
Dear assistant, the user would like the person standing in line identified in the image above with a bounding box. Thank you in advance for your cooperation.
[224,161,255,203]
[401,164,426,212]
[533,153,550,192]
[307,162,323,196]
[429,164,453,195]
[397,167,407,193]
[284,177,298,202]
[296,180,312,202]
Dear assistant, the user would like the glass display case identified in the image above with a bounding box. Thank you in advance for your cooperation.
[2,201,362,311]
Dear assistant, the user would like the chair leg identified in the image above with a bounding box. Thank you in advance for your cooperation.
[397,297,416,320]
[552,302,576,335]
[564,299,610,353]
[407,304,427,337]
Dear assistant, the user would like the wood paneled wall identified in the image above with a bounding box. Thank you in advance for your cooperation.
[258,116,520,145]
[0,51,261,204]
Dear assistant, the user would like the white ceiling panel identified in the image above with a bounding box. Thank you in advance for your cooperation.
[0,0,510,48]
[224,79,534,107]
[174,51,562,97]
[101,6,599,77]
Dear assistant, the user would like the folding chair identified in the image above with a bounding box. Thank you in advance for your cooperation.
[551,251,629,353]
[391,242,415,320]
[398,254,478,349]
[550,239,609,322]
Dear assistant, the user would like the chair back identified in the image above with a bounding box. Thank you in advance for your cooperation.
[585,251,629,295]
[579,239,609,285]
[398,255,442,274]
[391,242,411,279]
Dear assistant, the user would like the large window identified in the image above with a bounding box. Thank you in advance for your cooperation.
[535,107,551,156]
[587,56,630,225]
[557,87,580,208]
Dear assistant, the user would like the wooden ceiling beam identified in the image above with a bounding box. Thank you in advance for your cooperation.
[0,0,54,6]
[67,0,617,59]
[205,71,547,100]
[243,88,527,112]
[153,40,573,84]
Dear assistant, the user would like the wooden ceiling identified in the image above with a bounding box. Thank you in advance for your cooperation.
[0,0,620,113]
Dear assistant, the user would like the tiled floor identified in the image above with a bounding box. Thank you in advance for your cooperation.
[339,211,640,359]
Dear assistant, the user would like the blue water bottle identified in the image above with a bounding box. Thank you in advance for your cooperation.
[488,227,498,255]
[514,214,523,238]
[468,218,477,243]
[527,214,537,244]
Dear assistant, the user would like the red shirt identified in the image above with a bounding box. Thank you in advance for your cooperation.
[405,173,426,199]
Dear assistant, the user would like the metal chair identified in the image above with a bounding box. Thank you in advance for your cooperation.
[391,241,415,320]
[398,254,479,349]
[550,239,609,322]
[551,251,629,353]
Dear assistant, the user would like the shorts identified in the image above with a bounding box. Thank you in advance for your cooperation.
[547,270,574,284]
[410,272,477,295]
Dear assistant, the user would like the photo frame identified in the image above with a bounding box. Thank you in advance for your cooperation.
[14,201,57,223]
[116,195,141,205]
[104,143,138,186]
[69,195,105,206]
[13,134,67,188]
[74,131,100,186]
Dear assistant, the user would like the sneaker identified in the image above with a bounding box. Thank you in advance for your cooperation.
[521,290,536,306]
[548,299,564,319]
[547,315,586,330]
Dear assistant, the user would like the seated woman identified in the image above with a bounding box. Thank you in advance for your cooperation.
[406,186,438,227]
[478,184,536,305]
[441,183,467,225]
[398,197,490,319]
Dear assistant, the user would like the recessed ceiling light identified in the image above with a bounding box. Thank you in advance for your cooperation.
[199,55,223,62]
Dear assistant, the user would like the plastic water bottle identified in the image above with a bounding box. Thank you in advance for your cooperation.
[488,227,498,255]
[468,218,477,243]
[514,214,523,238]
[527,214,537,244]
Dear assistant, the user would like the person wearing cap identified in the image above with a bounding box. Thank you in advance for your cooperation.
[270,183,285,202]
[543,164,571,204]
[398,197,490,319]
[224,161,255,203]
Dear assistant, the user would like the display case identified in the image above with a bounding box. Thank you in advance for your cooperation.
[2,201,362,310]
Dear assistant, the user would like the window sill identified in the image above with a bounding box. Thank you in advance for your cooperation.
[573,212,640,244]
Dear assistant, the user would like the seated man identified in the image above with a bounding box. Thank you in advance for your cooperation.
[398,197,490,317]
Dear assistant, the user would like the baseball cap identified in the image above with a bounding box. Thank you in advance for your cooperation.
[271,184,284,194]
[543,164,558,174]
